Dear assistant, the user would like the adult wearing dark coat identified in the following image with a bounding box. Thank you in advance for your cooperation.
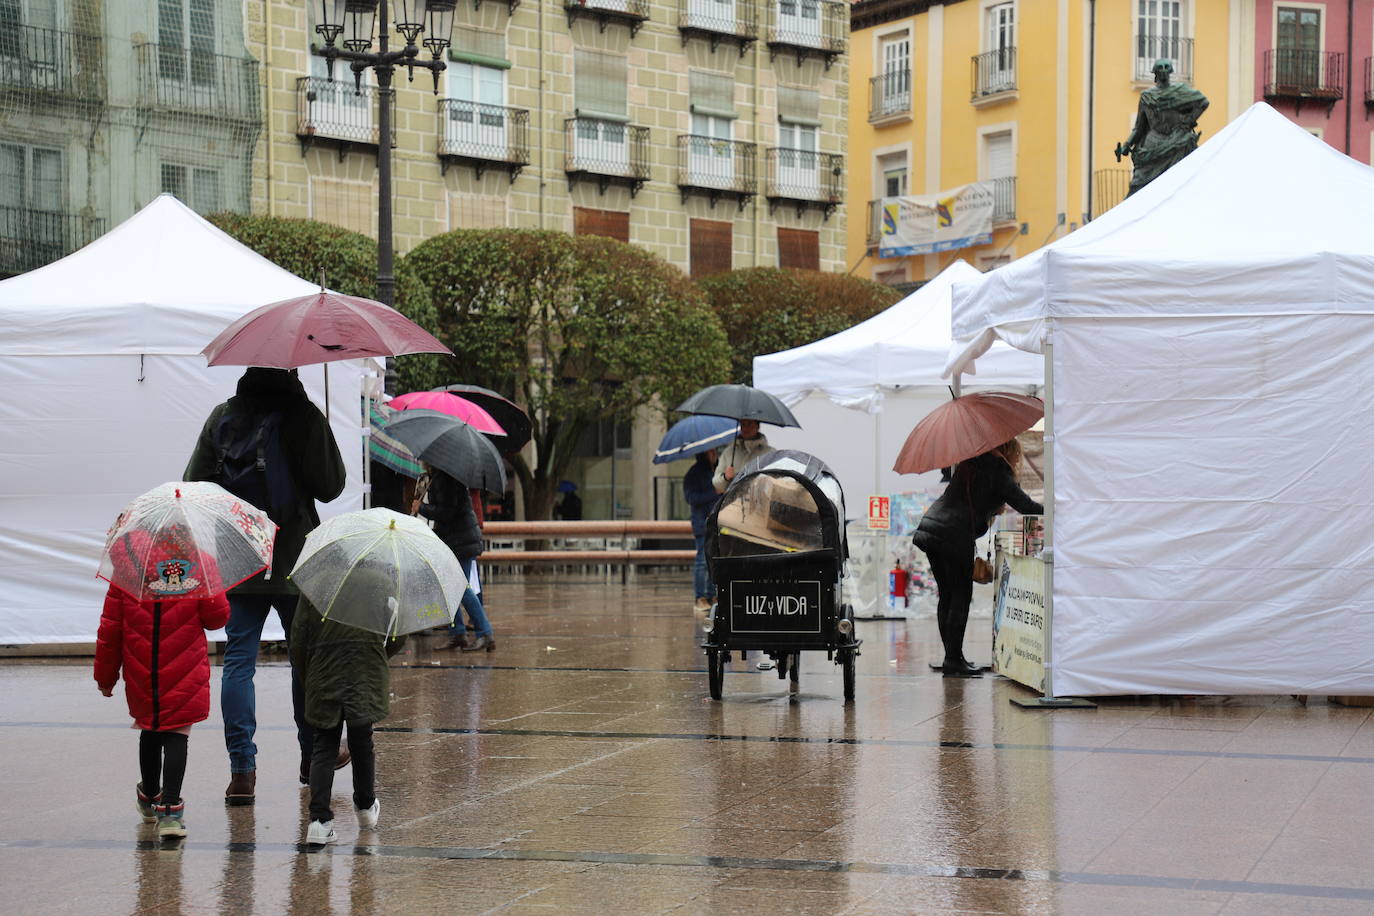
[684,449,719,611]
[911,440,1043,677]
[184,367,346,803]
[416,469,494,652]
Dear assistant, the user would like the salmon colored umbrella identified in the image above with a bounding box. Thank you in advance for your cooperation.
[202,290,452,368]
[388,391,505,436]
[893,391,1044,475]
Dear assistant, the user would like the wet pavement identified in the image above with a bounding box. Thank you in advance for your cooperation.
[4,573,1374,914]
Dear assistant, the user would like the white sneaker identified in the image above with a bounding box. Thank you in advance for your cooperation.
[356,799,380,829]
[306,819,337,845]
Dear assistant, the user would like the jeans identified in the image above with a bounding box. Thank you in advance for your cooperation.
[222,593,313,774]
[308,717,375,823]
[693,533,713,600]
[448,556,492,639]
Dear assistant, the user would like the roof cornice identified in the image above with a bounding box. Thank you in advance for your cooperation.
[850,0,967,32]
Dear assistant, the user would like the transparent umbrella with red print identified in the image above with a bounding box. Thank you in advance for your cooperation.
[98,481,277,601]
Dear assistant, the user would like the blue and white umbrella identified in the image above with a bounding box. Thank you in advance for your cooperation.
[653,415,739,464]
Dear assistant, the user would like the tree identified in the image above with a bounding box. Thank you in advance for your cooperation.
[207,213,447,391]
[696,268,903,384]
[405,229,732,519]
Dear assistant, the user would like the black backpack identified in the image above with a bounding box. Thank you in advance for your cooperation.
[212,408,298,524]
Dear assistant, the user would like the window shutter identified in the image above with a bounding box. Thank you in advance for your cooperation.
[777,227,820,270]
[984,132,1013,179]
[777,86,821,126]
[575,50,628,121]
[574,206,630,243]
[690,71,736,120]
[690,219,732,278]
[451,26,509,68]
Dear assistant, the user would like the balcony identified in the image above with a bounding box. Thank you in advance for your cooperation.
[766,0,846,70]
[971,47,1016,102]
[865,199,881,247]
[135,43,259,123]
[296,77,395,157]
[676,136,756,209]
[565,0,650,38]
[869,71,911,123]
[565,116,650,196]
[438,100,530,182]
[1134,34,1193,83]
[765,148,842,219]
[678,0,758,53]
[1092,168,1130,219]
[1364,56,1374,107]
[0,207,105,277]
[1264,48,1344,112]
[990,175,1016,223]
[0,25,103,104]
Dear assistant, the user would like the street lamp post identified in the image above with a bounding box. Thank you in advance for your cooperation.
[313,1,455,386]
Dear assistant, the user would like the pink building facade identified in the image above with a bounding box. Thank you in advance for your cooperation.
[1253,0,1374,163]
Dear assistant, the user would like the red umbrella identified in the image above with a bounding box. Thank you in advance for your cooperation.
[202,291,452,368]
[893,392,1044,476]
[388,390,505,436]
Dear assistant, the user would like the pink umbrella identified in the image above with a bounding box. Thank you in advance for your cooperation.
[388,391,506,436]
[202,290,452,368]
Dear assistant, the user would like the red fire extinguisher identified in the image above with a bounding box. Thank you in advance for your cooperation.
[889,560,909,608]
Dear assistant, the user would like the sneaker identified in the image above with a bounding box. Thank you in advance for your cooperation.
[356,798,380,829]
[156,802,187,839]
[136,783,161,824]
[306,819,337,845]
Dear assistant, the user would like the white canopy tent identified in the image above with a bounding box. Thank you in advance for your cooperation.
[0,195,367,645]
[753,260,1043,504]
[948,103,1374,696]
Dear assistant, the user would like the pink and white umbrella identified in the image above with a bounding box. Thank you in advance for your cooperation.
[388,391,506,436]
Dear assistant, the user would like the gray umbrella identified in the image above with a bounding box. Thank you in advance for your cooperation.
[675,384,801,428]
[383,409,508,494]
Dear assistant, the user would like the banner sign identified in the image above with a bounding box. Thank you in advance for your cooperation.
[867,495,890,530]
[727,579,823,634]
[877,182,996,257]
[992,552,1047,692]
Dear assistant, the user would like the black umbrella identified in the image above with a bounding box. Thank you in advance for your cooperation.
[675,384,801,428]
[383,409,508,495]
[433,384,532,456]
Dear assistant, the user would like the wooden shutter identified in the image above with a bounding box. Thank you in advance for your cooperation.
[574,206,630,243]
[690,219,732,278]
[777,227,819,270]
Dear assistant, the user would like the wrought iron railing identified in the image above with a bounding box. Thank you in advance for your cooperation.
[1134,34,1193,83]
[1366,57,1374,104]
[135,43,259,122]
[991,176,1016,223]
[765,148,843,202]
[0,207,105,276]
[565,117,651,180]
[972,47,1016,99]
[767,0,847,54]
[566,0,650,19]
[0,25,103,99]
[865,199,881,246]
[297,77,386,145]
[869,71,911,120]
[679,0,758,40]
[1093,168,1130,219]
[676,136,756,195]
[438,100,530,165]
[1264,48,1344,100]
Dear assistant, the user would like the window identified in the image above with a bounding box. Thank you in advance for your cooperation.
[690,219,732,278]
[574,206,630,243]
[877,34,911,115]
[983,2,1015,93]
[160,163,221,214]
[0,0,59,65]
[158,0,215,86]
[776,119,819,197]
[446,61,507,156]
[574,51,629,172]
[877,151,908,199]
[1137,1,1183,78]
[308,5,372,140]
[1,142,64,260]
[687,0,738,33]
[982,130,1015,221]
[688,71,736,188]
[1276,6,1321,89]
[777,227,819,270]
[776,0,821,48]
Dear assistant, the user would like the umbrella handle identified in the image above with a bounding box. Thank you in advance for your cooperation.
[386,596,399,639]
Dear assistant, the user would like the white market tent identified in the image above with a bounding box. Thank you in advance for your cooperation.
[753,260,1043,504]
[0,195,367,645]
[948,102,1374,697]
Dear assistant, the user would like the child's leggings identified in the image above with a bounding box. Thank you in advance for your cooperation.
[309,719,375,823]
[139,730,189,804]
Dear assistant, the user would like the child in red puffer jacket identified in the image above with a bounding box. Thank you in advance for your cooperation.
[94,531,230,840]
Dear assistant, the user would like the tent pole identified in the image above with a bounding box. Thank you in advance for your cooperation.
[873,392,882,496]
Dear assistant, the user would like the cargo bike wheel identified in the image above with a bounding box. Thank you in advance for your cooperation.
[707,649,725,700]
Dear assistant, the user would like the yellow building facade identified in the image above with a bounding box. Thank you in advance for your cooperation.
[847,0,1239,285]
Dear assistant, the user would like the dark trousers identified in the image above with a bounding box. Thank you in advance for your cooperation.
[139,730,189,805]
[308,718,376,823]
[920,539,975,663]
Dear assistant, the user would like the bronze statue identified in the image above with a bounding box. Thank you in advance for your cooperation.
[1115,59,1209,196]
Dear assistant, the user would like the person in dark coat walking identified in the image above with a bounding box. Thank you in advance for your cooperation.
[415,468,495,652]
[684,449,719,612]
[184,367,346,804]
[911,439,1043,677]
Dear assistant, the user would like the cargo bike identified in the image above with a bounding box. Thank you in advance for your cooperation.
[701,450,861,702]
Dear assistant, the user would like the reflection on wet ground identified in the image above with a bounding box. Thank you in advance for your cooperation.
[4,574,1374,914]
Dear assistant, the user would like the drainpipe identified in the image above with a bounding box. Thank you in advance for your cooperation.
[1085,0,1095,220]
[263,0,274,215]
[754,29,762,266]
[1346,0,1354,155]
[538,0,545,229]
